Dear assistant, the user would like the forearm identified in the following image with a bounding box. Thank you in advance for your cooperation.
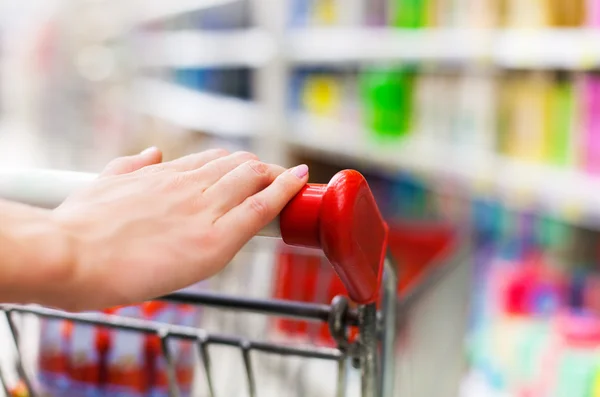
[0,199,73,307]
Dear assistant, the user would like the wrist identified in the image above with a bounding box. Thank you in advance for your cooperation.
[0,200,77,308]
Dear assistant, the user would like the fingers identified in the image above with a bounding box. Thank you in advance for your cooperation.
[187,151,258,189]
[215,164,309,247]
[163,148,229,172]
[101,147,163,177]
[204,160,287,215]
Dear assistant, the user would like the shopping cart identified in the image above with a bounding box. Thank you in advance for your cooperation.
[0,168,469,397]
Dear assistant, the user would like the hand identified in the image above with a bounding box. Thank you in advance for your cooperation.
[50,147,309,311]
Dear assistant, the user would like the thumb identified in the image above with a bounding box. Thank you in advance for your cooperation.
[100,147,163,177]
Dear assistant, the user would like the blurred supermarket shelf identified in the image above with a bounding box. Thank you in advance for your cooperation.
[289,112,600,230]
[286,28,600,69]
[132,78,262,137]
[132,0,242,24]
[137,29,276,68]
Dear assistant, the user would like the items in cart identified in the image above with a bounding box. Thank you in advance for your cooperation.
[37,302,201,396]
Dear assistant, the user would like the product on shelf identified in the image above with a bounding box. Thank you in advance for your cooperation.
[359,67,416,141]
[582,73,600,176]
[301,70,342,118]
[389,0,428,28]
[547,72,578,167]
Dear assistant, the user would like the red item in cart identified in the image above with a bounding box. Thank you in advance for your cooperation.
[69,312,107,397]
[144,302,176,397]
[105,305,148,396]
[173,304,199,397]
[38,318,72,394]
[273,247,358,346]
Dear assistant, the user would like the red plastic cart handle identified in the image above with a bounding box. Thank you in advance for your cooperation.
[280,170,389,304]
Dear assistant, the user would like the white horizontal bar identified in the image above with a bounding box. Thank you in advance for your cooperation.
[0,168,281,236]
[133,0,242,24]
[0,169,96,209]
[132,78,262,138]
[136,29,276,68]
[286,28,600,69]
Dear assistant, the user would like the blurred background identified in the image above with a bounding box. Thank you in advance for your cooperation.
[3,0,600,396]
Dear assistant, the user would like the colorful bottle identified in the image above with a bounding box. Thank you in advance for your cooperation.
[105,306,148,397]
[68,317,103,397]
[588,0,600,26]
[390,0,428,28]
[364,0,387,25]
[505,71,552,163]
[289,0,313,27]
[311,0,337,25]
[38,319,71,395]
[144,302,176,397]
[173,304,201,397]
[452,71,497,155]
[547,72,576,167]
[360,67,416,141]
[301,71,342,119]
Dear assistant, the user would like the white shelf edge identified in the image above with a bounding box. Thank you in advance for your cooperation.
[286,28,600,69]
[288,112,600,229]
[132,78,262,138]
[136,29,276,68]
[133,0,242,24]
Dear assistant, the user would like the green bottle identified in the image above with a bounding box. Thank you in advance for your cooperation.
[360,67,415,141]
[390,0,428,28]
[547,73,575,166]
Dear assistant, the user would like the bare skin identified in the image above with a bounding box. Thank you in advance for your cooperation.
[0,147,309,311]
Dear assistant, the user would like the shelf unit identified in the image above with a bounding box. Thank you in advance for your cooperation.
[127,22,600,231]
[289,112,600,229]
[4,1,600,229]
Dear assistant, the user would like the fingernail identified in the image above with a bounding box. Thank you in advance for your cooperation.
[141,146,157,155]
[291,164,309,179]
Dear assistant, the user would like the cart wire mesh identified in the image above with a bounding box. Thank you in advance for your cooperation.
[0,250,399,397]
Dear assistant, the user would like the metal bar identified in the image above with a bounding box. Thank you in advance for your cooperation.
[196,337,216,397]
[358,303,378,397]
[0,304,343,361]
[158,331,181,397]
[162,291,359,325]
[336,358,347,397]
[0,169,281,237]
[380,255,398,397]
[0,362,12,397]
[240,342,256,397]
[4,311,37,397]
